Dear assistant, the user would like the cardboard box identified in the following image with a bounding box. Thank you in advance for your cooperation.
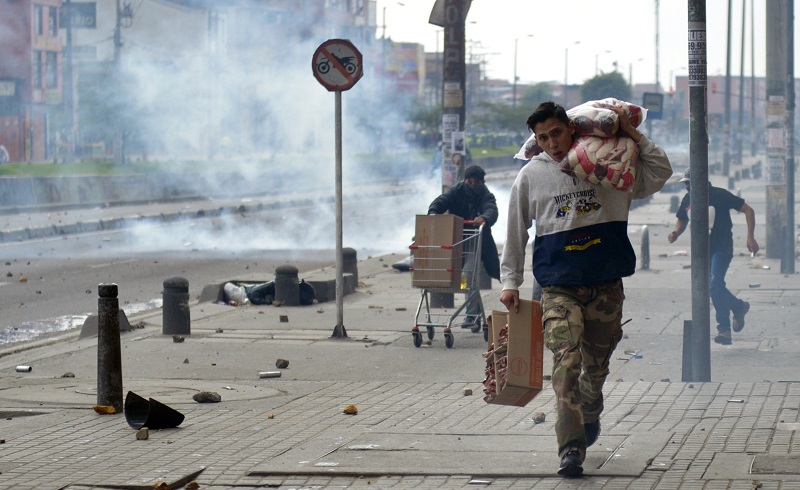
[411,214,464,288]
[485,300,544,407]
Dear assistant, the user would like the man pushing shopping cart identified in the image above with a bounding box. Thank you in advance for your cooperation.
[409,165,499,348]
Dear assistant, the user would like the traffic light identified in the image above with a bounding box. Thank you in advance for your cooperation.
[712,82,717,94]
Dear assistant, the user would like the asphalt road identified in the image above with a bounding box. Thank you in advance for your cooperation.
[0,173,520,344]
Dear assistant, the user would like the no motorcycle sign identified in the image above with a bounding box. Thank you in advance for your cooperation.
[312,39,363,92]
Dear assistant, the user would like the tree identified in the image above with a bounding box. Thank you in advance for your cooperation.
[581,71,632,103]
[470,101,530,137]
[520,82,555,110]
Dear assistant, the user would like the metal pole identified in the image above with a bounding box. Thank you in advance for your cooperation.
[750,0,757,156]
[688,0,711,381]
[723,0,732,177]
[332,90,347,338]
[784,0,795,274]
[97,283,123,413]
[736,0,745,169]
[430,0,468,309]
[766,1,788,260]
[512,38,518,107]
[564,46,569,106]
[63,0,75,163]
[655,0,660,91]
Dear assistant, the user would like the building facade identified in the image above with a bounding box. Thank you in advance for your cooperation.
[0,0,63,162]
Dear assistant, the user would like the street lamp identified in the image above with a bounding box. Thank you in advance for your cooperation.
[669,66,687,93]
[595,50,611,75]
[628,57,644,86]
[563,40,580,105]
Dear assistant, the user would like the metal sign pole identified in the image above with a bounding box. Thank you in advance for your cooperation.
[333,90,347,338]
[311,38,361,338]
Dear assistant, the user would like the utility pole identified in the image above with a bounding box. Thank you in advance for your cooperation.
[207,8,220,160]
[686,0,711,382]
[429,0,470,309]
[784,0,795,274]
[765,1,788,260]
[655,0,660,92]
[648,0,659,137]
[63,0,75,163]
[113,0,123,165]
[723,0,732,177]
[736,0,745,170]
[750,0,756,156]
[512,38,517,107]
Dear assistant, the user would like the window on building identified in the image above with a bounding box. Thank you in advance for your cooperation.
[33,51,42,88]
[34,5,44,35]
[48,7,58,36]
[46,52,57,89]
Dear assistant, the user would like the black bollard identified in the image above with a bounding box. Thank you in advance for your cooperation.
[97,283,123,413]
[342,247,358,284]
[275,265,300,306]
[640,225,650,270]
[669,195,680,213]
[162,277,190,335]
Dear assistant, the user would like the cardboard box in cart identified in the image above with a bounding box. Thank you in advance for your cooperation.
[487,300,544,407]
[411,214,464,288]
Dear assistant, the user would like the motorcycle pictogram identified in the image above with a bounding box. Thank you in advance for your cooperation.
[317,54,357,75]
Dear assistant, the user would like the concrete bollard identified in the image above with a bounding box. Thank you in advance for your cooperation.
[275,265,300,306]
[162,277,190,335]
[669,195,680,213]
[640,225,650,270]
[342,247,358,284]
[97,283,123,413]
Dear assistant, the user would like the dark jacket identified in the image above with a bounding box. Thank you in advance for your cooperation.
[676,184,745,254]
[427,182,500,280]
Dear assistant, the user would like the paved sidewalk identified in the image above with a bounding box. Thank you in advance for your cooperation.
[0,162,799,489]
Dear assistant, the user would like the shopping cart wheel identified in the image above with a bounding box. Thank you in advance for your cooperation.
[444,331,454,348]
[426,326,435,340]
[412,330,423,348]
[482,323,489,342]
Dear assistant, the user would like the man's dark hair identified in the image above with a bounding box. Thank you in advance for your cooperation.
[464,165,486,181]
[526,101,569,132]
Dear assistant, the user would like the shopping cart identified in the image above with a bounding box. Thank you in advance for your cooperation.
[409,220,488,348]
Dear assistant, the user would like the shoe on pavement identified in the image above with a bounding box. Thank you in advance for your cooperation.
[585,420,601,447]
[461,316,479,329]
[732,301,750,333]
[558,450,584,477]
[714,330,732,345]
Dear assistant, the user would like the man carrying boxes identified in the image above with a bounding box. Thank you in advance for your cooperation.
[499,101,672,477]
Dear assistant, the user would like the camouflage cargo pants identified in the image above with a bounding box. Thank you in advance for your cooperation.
[541,280,625,461]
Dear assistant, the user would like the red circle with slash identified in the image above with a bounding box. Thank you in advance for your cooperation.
[312,39,363,92]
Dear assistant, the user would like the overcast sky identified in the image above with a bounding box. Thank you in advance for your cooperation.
[376,0,771,91]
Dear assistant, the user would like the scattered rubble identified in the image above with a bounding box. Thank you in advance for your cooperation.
[192,392,221,403]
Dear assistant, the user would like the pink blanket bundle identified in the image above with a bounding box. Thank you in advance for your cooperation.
[517,98,647,191]
[563,136,639,191]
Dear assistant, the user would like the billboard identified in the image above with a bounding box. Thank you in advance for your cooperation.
[60,3,97,29]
